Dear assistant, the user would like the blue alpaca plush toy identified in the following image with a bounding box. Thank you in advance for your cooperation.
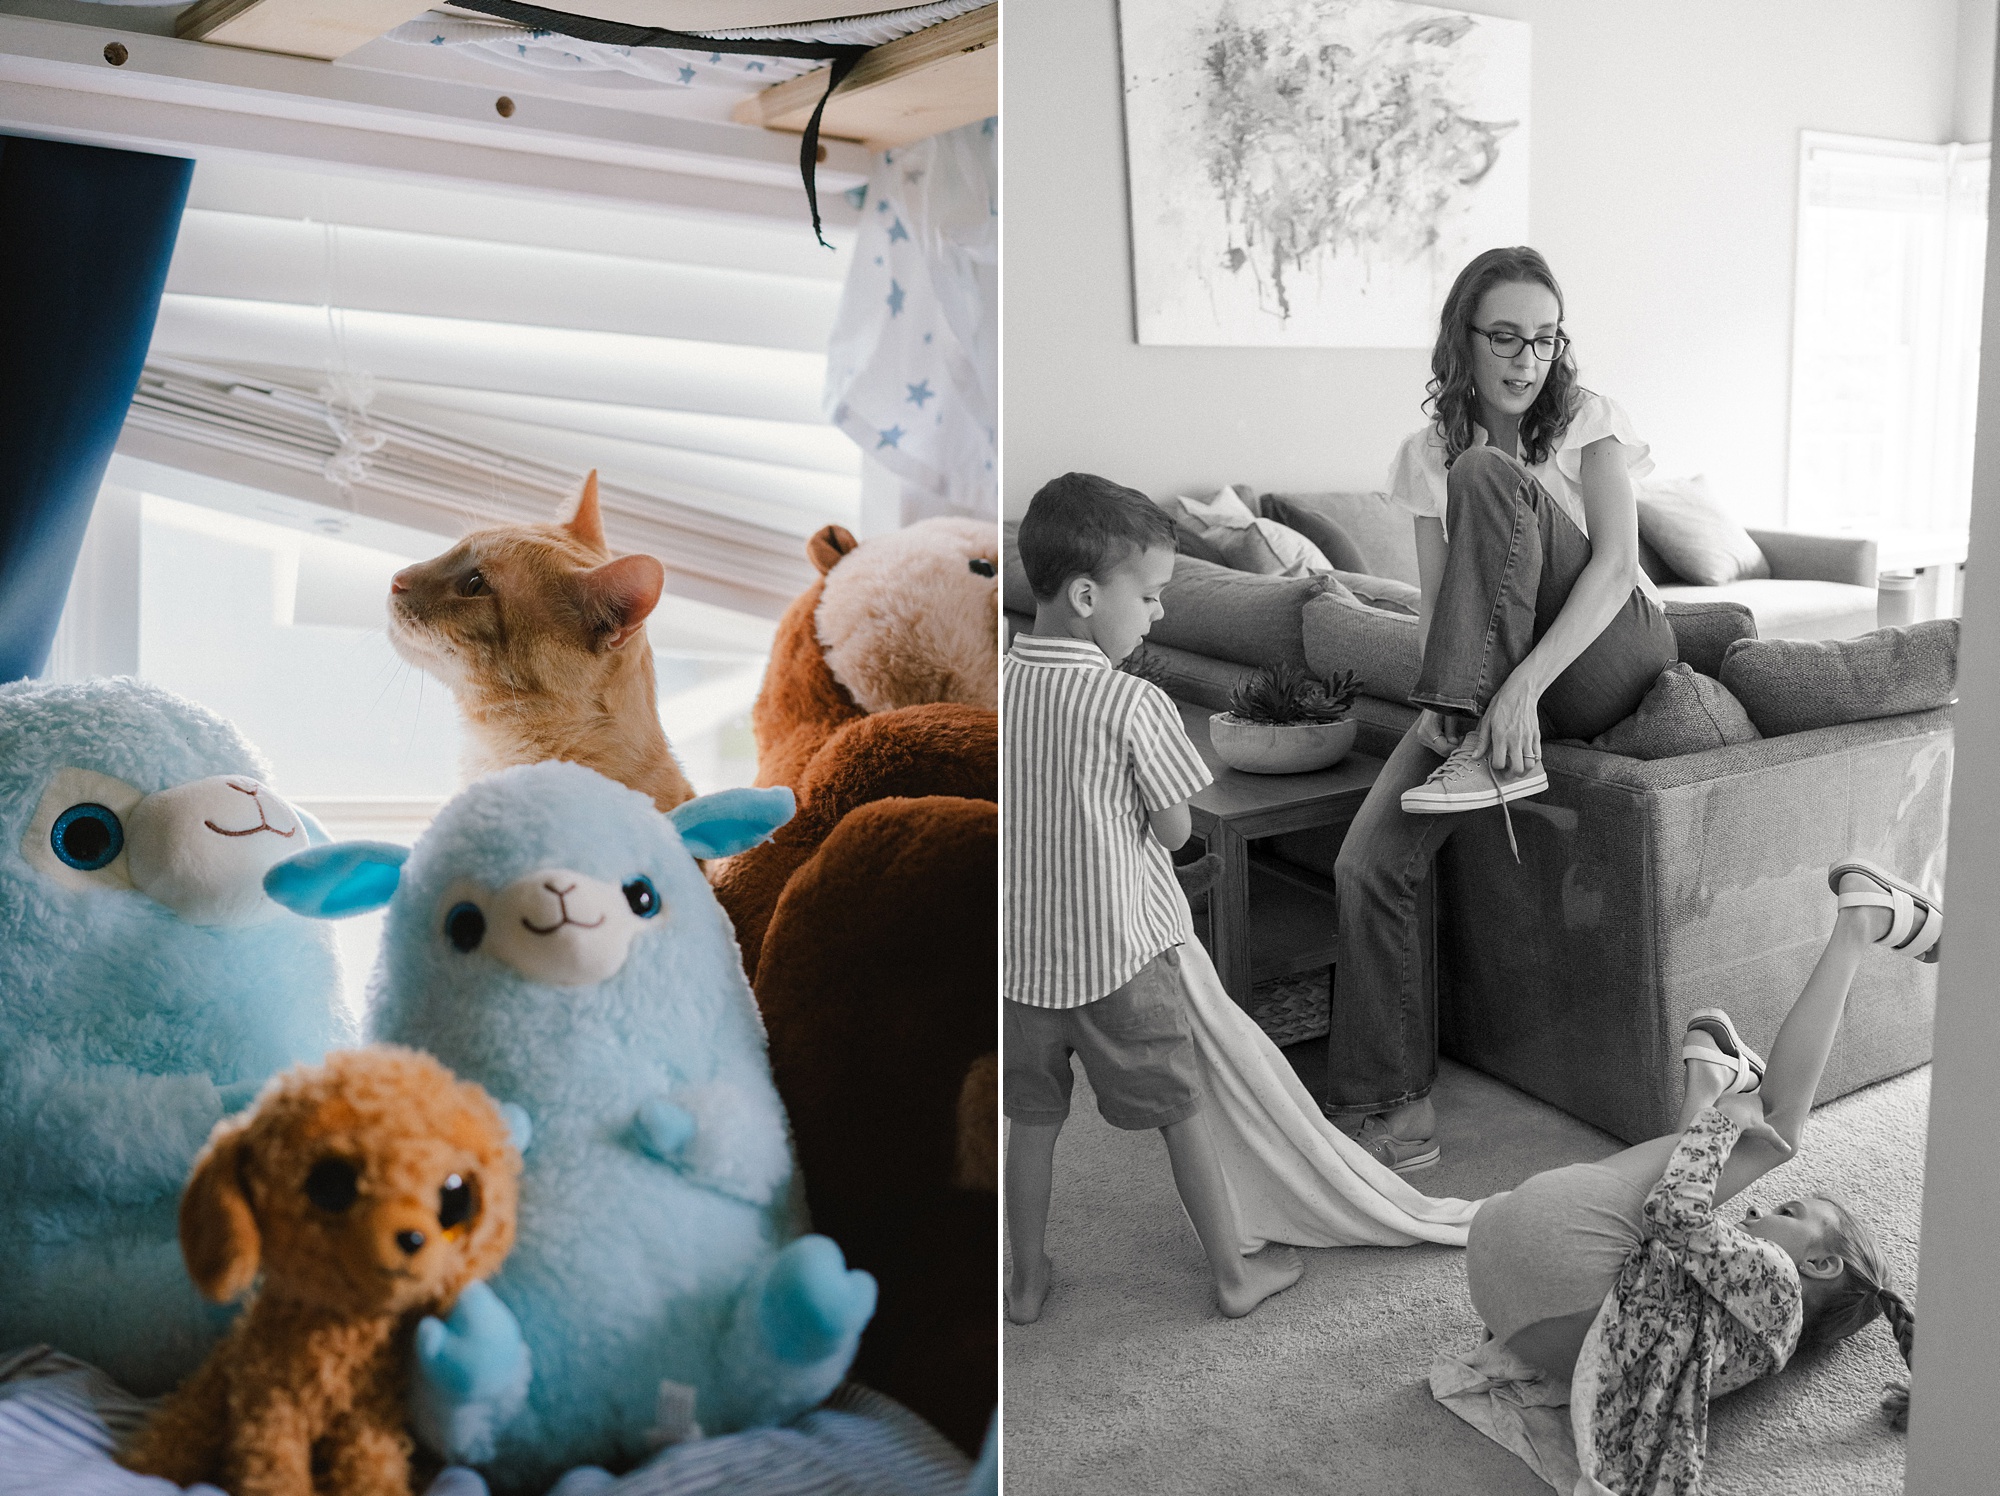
[0,677,351,1395]
[267,761,878,1493]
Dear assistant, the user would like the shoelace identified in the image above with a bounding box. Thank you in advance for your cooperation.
[1424,747,1523,864]
[1483,758,1522,865]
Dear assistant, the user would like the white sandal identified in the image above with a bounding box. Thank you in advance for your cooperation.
[1682,1008,1764,1094]
[1828,859,1944,964]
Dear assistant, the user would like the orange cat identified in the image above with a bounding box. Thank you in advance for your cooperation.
[386,473,697,811]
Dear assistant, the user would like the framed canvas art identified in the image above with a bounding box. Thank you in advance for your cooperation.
[1120,0,1531,347]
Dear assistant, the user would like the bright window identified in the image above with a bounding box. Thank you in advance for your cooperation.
[1787,132,1988,541]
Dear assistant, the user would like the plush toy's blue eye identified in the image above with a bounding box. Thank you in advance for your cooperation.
[623,876,660,918]
[51,803,124,871]
[445,902,486,952]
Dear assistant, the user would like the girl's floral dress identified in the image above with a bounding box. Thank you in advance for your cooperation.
[1569,1107,1804,1496]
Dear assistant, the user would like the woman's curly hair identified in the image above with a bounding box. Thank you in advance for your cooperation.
[1797,1193,1915,1429]
[1425,246,1581,469]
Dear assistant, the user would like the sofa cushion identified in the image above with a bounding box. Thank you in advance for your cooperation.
[1659,579,1878,641]
[1593,664,1761,760]
[1719,619,1959,736]
[1660,599,1757,678]
[1262,490,1419,585]
[1301,591,1421,706]
[1637,475,1771,586]
[1333,570,1420,616]
[1150,555,1334,670]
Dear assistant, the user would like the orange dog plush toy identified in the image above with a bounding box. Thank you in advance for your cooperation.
[119,1046,521,1496]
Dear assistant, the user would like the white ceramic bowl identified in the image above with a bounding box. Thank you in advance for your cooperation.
[1208,713,1357,775]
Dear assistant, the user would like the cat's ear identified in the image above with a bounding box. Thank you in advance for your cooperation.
[668,786,796,858]
[565,470,607,551]
[807,526,859,575]
[264,842,409,918]
[581,554,665,650]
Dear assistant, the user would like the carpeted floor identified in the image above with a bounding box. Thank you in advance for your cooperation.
[1003,1051,1925,1496]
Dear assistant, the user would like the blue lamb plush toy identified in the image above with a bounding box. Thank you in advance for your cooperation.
[267,761,878,1493]
[0,677,351,1395]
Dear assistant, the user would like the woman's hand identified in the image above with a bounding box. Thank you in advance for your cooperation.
[1465,675,1543,775]
[1413,709,1462,759]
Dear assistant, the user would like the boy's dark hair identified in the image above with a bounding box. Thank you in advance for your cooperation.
[1017,472,1176,601]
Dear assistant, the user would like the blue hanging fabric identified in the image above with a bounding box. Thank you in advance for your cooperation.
[0,136,192,683]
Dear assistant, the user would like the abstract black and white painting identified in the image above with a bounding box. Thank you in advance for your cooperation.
[1121,0,1530,347]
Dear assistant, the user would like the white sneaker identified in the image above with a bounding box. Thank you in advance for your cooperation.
[1400,744,1548,814]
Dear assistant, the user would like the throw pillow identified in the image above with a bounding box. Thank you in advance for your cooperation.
[1660,599,1757,678]
[1636,475,1771,587]
[1637,534,1678,586]
[1301,591,1420,706]
[1592,664,1761,760]
[1176,485,1260,530]
[1258,492,1369,574]
[1719,620,1959,736]
[1150,554,1338,670]
[1206,517,1337,578]
[1262,491,1408,580]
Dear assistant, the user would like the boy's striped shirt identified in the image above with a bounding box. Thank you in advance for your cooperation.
[1003,633,1211,1008]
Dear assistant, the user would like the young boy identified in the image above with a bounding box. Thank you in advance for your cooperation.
[1003,471,1303,1324]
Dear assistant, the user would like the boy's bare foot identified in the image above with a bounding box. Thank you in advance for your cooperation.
[1006,1252,1053,1324]
[1218,1244,1304,1318]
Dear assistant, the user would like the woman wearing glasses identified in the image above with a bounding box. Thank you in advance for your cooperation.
[1325,245,1675,1173]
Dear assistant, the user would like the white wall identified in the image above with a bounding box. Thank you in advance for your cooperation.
[1005,0,1983,526]
[1908,11,2000,1488]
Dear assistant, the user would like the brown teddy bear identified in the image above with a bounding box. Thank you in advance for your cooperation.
[710,518,996,1454]
[119,1046,520,1496]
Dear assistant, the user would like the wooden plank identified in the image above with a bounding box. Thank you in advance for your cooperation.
[465,1,891,25]
[730,5,997,149]
[176,0,437,62]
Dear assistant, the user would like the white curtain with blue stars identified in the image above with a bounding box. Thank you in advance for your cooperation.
[824,118,998,525]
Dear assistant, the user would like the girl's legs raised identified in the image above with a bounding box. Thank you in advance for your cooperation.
[1592,878,1895,1203]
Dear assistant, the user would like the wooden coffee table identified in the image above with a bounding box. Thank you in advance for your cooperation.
[1173,699,1387,1008]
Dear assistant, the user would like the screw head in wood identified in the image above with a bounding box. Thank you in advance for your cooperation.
[103,42,129,66]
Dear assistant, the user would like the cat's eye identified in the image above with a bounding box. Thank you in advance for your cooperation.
[459,570,489,598]
[968,557,995,578]
[623,876,661,918]
[438,1172,477,1232]
[305,1158,359,1213]
[51,804,124,871]
[446,901,487,951]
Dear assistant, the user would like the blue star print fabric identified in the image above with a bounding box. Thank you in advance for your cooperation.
[824,118,998,523]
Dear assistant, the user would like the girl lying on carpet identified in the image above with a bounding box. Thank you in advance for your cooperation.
[1435,858,1930,1495]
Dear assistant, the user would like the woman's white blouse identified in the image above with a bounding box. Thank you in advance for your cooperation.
[1387,386,1653,538]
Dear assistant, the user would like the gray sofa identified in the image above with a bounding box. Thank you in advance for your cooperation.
[1260,488,1882,641]
[1001,520,1944,1143]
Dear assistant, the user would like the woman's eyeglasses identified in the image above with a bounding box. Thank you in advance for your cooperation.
[1473,328,1570,362]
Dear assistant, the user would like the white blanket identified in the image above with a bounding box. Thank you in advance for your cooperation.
[1173,938,1483,1251]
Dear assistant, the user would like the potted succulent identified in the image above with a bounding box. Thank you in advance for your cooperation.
[1210,663,1362,774]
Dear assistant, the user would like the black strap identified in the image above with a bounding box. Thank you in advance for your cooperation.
[446,0,869,245]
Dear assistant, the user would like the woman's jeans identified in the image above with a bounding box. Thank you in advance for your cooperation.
[1323,444,1677,1120]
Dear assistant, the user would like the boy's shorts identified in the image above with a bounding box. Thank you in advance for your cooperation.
[1003,947,1202,1130]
